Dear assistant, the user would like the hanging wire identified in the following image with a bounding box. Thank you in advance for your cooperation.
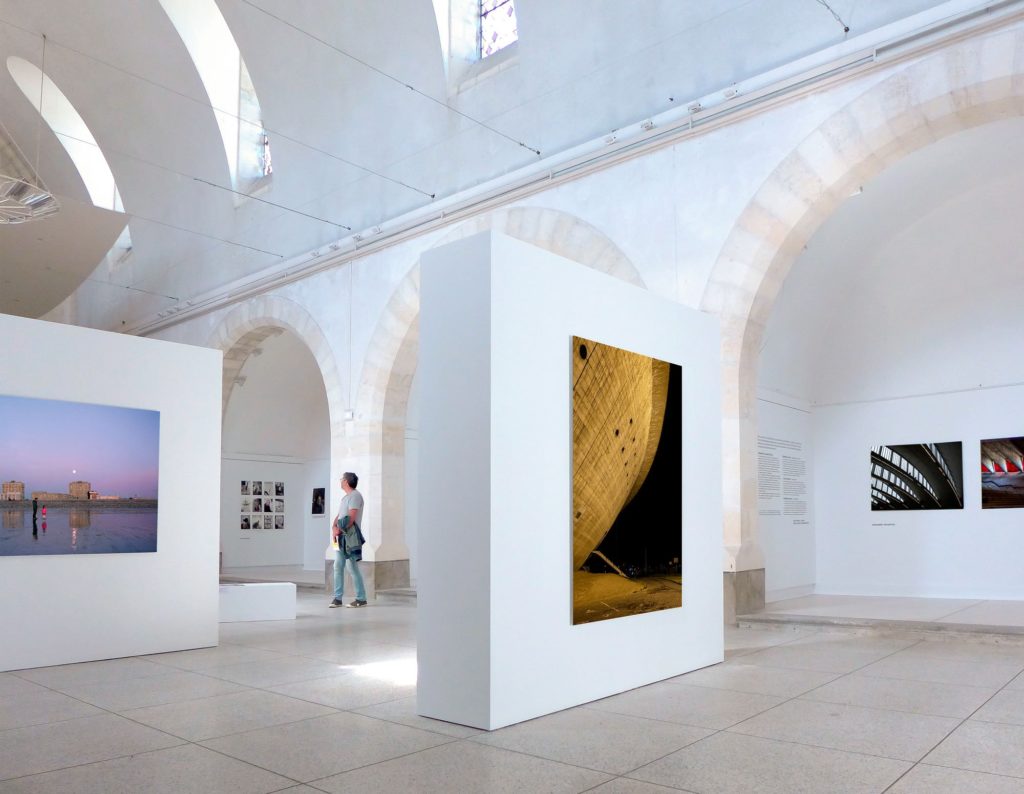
[0,16,437,200]
[239,0,542,157]
[34,34,45,175]
[814,0,850,33]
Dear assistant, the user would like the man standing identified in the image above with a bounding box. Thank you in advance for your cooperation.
[330,471,367,608]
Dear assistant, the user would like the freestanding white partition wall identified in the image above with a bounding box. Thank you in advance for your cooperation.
[0,313,221,671]
[417,232,723,730]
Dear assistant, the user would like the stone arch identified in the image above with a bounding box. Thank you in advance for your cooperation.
[206,295,345,436]
[351,206,646,564]
[700,26,1024,586]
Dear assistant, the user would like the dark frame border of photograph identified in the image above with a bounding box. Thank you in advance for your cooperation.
[981,436,1024,509]
[870,442,964,511]
[571,335,682,626]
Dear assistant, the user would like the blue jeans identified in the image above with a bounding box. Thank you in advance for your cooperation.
[333,548,366,601]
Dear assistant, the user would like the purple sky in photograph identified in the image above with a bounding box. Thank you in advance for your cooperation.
[0,395,159,498]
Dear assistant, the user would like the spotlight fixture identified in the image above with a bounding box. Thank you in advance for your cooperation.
[640,119,655,132]
[687,101,702,114]
[344,408,355,421]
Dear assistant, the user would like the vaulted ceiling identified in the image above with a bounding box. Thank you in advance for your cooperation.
[0,0,949,329]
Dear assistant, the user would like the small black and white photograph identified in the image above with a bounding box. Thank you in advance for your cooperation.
[241,498,252,513]
[263,515,273,529]
[275,481,284,496]
[264,498,273,512]
[252,481,263,496]
[274,514,285,529]
[311,487,325,515]
[274,498,284,513]
[252,497,263,513]
[240,515,251,530]
[263,481,274,496]
[241,480,250,495]
[871,442,964,510]
[250,514,261,529]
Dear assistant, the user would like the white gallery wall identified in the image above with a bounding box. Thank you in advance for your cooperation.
[759,119,1024,600]
[0,313,221,671]
[418,232,722,730]
[220,330,331,570]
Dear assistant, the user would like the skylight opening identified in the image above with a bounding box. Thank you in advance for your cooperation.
[158,0,270,191]
[7,56,124,214]
[480,0,518,58]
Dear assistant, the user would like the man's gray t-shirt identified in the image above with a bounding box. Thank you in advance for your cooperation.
[340,489,364,526]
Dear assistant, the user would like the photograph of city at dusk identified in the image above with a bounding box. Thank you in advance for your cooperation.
[0,394,160,556]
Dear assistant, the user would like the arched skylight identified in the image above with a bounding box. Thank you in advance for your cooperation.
[8,56,123,213]
[158,0,270,188]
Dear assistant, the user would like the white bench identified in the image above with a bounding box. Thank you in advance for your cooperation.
[219,582,296,622]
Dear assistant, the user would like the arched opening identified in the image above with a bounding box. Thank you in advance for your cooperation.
[220,328,332,581]
[757,117,1024,605]
[356,207,647,594]
[702,27,1024,616]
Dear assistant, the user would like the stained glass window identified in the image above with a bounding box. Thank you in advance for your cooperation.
[480,0,517,58]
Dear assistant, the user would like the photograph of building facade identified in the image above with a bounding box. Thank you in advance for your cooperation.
[3,0,1024,789]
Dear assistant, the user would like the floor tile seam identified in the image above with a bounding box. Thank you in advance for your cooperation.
[579,703,753,733]
[204,668,356,689]
[6,666,173,690]
[968,713,1024,728]
[611,725,727,780]
[583,772,700,793]
[0,732,192,784]
[0,683,196,738]
[754,688,965,724]
[465,726,713,777]
[791,692,987,721]
[297,737,468,787]
[342,709,480,739]
[878,650,1024,667]
[735,648,925,675]
[189,738,309,786]
[65,681,268,714]
[727,638,932,720]
[660,677,834,701]
[124,706,347,744]
[913,760,1024,782]
[254,685,409,713]
[289,646,413,666]
[880,668,1021,792]
[828,672,1002,693]
[853,669,1021,688]
[932,600,989,621]
[402,735,624,780]
[720,725,923,764]
[142,650,290,672]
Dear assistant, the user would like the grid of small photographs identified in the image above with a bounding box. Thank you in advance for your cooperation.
[240,480,285,530]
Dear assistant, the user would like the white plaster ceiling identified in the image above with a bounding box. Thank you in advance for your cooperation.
[0,0,950,326]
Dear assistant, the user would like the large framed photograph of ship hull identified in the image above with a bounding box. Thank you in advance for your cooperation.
[571,335,682,626]
[0,394,160,556]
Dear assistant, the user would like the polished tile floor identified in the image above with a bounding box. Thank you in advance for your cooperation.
[5,594,1024,792]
